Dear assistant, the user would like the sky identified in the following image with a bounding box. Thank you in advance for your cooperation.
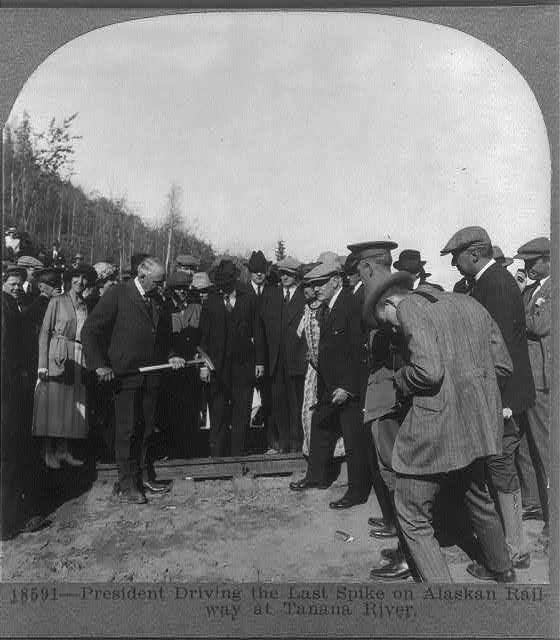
[8,12,551,289]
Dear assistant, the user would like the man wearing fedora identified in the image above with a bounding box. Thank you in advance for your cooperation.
[442,226,535,574]
[289,259,373,509]
[514,237,551,548]
[257,256,307,454]
[199,259,265,457]
[364,271,515,582]
[393,249,433,289]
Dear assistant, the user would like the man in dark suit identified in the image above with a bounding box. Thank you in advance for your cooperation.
[258,256,307,453]
[442,226,535,573]
[515,237,552,549]
[364,272,515,582]
[199,259,264,457]
[246,250,272,448]
[82,257,185,504]
[289,259,373,509]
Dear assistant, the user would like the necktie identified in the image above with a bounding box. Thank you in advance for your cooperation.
[258,285,262,296]
[224,294,233,313]
[143,295,153,317]
[283,288,290,305]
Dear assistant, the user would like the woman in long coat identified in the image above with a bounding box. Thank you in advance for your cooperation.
[297,282,345,459]
[33,266,90,469]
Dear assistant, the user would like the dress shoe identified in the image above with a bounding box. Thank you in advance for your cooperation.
[44,451,61,470]
[143,480,171,494]
[113,488,148,505]
[289,478,329,492]
[329,494,368,510]
[369,559,411,581]
[466,562,516,583]
[58,451,84,467]
[368,516,386,528]
[522,505,543,521]
[512,553,530,570]
[369,522,398,538]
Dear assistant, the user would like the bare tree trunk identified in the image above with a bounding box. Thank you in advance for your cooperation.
[10,166,14,222]
[70,195,76,244]
[165,223,173,274]
[57,188,63,243]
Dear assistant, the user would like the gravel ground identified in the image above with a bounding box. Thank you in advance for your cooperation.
[0,465,549,583]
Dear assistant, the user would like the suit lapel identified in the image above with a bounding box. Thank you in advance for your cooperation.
[128,280,153,324]
[284,286,302,325]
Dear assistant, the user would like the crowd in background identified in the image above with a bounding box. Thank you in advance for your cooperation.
[1,224,552,586]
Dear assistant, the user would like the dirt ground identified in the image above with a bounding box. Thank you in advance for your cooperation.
[0,463,549,583]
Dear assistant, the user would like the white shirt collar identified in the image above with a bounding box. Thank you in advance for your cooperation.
[134,276,147,297]
[474,258,496,282]
[328,286,343,310]
[353,281,363,294]
[251,281,262,295]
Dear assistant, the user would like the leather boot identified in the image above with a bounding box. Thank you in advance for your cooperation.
[497,489,530,569]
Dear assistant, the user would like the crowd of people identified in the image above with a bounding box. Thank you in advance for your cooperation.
[1,224,552,585]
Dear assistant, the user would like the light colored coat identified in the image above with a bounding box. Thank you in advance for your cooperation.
[38,293,80,375]
[392,291,513,475]
[524,277,552,391]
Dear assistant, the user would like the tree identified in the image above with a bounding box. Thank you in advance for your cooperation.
[163,183,184,274]
[275,239,286,262]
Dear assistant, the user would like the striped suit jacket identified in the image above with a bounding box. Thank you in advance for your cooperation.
[392,291,513,475]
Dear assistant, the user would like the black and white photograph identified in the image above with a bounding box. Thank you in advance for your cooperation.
[1,5,558,638]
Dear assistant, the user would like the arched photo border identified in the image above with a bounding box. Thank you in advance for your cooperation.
[1,5,558,638]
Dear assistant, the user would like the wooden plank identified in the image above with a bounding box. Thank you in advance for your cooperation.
[96,452,308,480]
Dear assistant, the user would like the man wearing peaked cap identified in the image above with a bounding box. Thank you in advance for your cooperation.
[444,224,535,576]
[257,255,307,453]
[290,257,373,509]
[345,240,404,543]
[515,236,551,545]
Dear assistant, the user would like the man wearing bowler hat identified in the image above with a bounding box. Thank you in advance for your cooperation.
[257,256,307,453]
[289,258,372,509]
[441,226,535,574]
[514,237,551,548]
[363,271,515,582]
[393,249,432,289]
[199,259,265,457]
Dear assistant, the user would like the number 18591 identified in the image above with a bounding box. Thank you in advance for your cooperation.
[10,587,58,604]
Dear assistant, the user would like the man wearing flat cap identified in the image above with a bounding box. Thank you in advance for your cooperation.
[199,259,265,457]
[442,225,535,574]
[363,271,515,582]
[514,237,551,548]
[290,259,372,509]
[17,255,44,308]
[257,256,307,453]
